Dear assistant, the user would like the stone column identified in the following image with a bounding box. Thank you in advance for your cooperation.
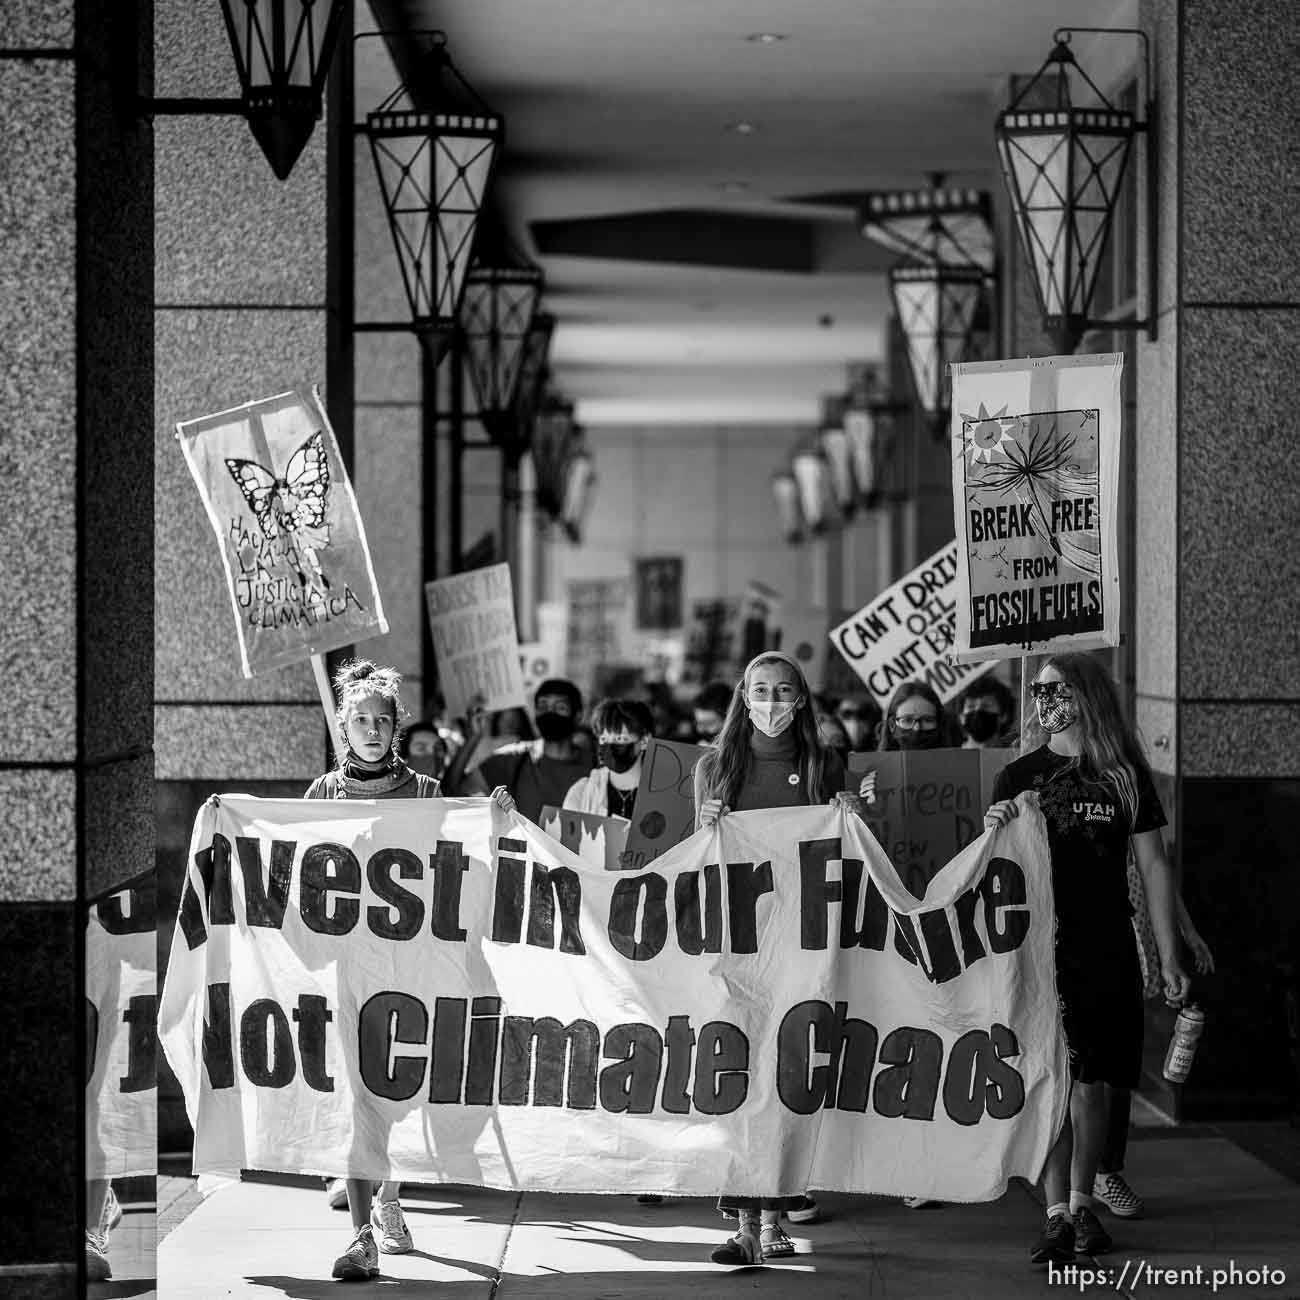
[1142,0,1300,1117]
[0,0,154,1291]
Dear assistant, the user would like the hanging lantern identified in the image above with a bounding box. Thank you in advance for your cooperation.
[859,183,995,273]
[791,449,834,536]
[217,0,348,180]
[531,395,575,520]
[513,312,555,443]
[889,261,986,436]
[859,178,995,439]
[771,472,803,545]
[561,435,596,544]
[365,32,503,361]
[818,395,856,518]
[459,254,542,456]
[995,28,1152,353]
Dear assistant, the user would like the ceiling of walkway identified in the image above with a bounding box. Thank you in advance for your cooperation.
[368,0,1134,424]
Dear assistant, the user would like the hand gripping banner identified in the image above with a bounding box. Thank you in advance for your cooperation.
[160,795,1066,1202]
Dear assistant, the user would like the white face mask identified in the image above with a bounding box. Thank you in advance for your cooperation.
[748,699,799,738]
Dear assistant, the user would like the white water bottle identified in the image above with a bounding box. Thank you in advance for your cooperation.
[1162,1004,1206,1083]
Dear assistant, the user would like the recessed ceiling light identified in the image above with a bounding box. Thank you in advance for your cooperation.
[727,121,759,135]
[746,32,787,43]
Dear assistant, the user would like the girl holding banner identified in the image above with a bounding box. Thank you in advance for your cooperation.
[694,650,861,1264]
[305,660,439,1280]
[982,653,1190,1268]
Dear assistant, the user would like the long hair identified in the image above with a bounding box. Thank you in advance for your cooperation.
[332,659,409,764]
[878,680,956,750]
[1031,652,1149,827]
[697,653,826,809]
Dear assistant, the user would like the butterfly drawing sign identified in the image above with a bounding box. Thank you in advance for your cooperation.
[948,354,1123,662]
[178,387,387,676]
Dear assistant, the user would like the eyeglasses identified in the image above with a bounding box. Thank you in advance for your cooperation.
[1029,682,1075,703]
[892,715,939,732]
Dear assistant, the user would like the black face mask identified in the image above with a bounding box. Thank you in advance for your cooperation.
[598,742,639,774]
[536,713,576,742]
[960,710,1001,743]
[894,727,944,751]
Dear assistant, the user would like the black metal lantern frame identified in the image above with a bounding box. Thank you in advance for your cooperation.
[531,395,577,521]
[140,0,348,182]
[513,312,556,446]
[459,256,543,459]
[995,27,1155,354]
[860,179,996,439]
[771,472,804,546]
[362,31,504,362]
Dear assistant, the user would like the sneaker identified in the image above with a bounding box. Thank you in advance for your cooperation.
[786,1194,825,1224]
[85,1229,112,1283]
[332,1224,380,1281]
[1029,1212,1076,1265]
[325,1177,349,1211]
[709,1226,762,1266]
[1093,1171,1144,1219]
[100,1186,122,1233]
[760,1222,796,1258]
[370,1197,414,1254]
[1072,1206,1113,1255]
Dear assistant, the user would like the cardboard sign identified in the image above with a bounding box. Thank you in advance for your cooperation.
[621,738,705,870]
[847,747,1016,899]
[425,563,526,720]
[829,543,995,707]
[565,578,631,699]
[518,641,560,701]
[778,607,830,689]
[539,805,629,871]
[176,386,388,676]
[949,354,1123,661]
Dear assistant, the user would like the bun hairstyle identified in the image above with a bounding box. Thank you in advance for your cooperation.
[332,659,408,759]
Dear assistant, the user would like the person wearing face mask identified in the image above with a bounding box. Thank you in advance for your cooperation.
[562,698,655,819]
[836,691,883,753]
[690,681,733,745]
[983,654,1191,1269]
[460,679,593,824]
[955,675,1018,749]
[693,651,863,1264]
[878,681,956,751]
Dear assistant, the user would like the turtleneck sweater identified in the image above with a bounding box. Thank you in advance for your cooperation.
[694,726,846,817]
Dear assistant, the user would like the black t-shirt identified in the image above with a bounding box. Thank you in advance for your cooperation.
[992,744,1166,951]
[479,746,593,825]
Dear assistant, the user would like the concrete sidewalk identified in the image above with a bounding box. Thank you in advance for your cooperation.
[155,1131,1300,1299]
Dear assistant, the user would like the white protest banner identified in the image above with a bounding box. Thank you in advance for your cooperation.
[950,354,1123,660]
[829,543,995,707]
[177,387,388,676]
[87,875,157,1179]
[160,795,1067,1201]
[426,563,527,720]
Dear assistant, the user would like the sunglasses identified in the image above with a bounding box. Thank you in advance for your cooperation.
[1029,682,1075,703]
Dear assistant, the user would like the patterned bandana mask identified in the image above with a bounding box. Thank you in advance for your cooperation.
[1036,696,1079,733]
